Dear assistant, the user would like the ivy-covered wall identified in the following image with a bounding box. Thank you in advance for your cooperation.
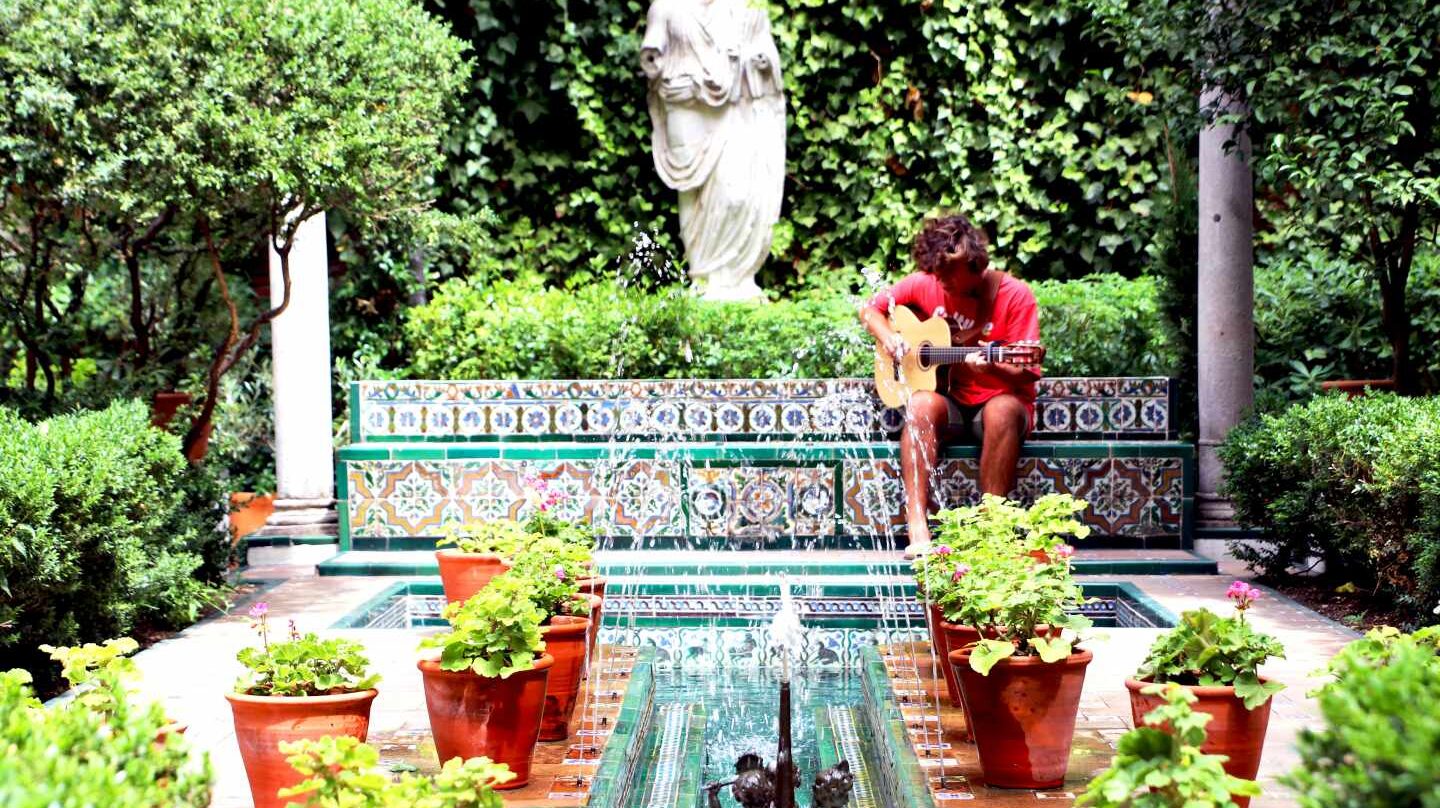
[424,0,1165,286]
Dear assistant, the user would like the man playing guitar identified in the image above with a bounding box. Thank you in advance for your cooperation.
[859,214,1043,556]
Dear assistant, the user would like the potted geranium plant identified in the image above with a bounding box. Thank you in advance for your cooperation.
[434,519,528,605]
[506,537,595,741]
[524,474,606,596]
[921,494,1091,715]
[418,573,553,788]
[1125,581,1285,806]
[278,735,514,806]
[943,496,1095,789]
[1078,683,1262,807]
[226,604,380,808]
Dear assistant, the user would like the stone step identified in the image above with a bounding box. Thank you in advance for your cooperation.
[315,548,1217,577]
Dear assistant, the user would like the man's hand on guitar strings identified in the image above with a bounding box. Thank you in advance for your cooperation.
[885,333,910,362]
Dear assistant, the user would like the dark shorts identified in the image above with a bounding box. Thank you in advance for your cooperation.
[941,396,986,443]
[939,394,1032,443]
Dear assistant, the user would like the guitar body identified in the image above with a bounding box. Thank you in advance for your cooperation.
[874,306,952,409]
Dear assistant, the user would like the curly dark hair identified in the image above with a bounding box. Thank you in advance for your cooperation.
[911,214,990,276]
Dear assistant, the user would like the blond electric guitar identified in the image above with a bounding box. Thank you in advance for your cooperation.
[874,307,1045,408]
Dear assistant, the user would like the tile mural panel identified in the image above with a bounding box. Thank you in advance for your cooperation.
[353,377,1172,442]
[346,455,1185,541]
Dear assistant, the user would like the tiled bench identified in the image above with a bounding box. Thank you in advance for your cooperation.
[336,378,1193,553]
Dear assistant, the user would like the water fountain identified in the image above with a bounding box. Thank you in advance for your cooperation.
[701,575,856,808]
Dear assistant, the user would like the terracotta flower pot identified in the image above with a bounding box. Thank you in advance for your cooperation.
[418,654,554,788]
[1319,378,1394,398]
[226,689,377,808]
[951,646,1093,789]
[1126,677,1274,808]
[539,616,590,741]
[435,549,511,605]
[936,619,979,703]
[229,492,276,541]
[577,575,606,598]
[938,621,982,740]
[577,593,603,665]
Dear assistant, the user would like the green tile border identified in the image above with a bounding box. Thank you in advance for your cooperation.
[860,645,939,808]
[585,647,657,808]
[336,458,352,553]
[243,535,338,547]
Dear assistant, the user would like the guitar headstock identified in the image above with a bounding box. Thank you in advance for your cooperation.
[1001,340,1046,366]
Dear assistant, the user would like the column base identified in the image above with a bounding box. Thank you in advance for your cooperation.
[253,497,338,538]
[1195,492,1237,529]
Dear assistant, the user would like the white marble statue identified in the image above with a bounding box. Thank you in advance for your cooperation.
[640,0,786,302]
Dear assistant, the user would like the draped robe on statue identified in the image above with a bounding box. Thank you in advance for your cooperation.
[641,0,787,301]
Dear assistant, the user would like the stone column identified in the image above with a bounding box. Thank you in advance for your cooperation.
[1196,90,1254,527]
[257,212,339,537]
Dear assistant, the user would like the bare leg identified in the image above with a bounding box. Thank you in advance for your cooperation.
[978,394,1029,497]
[900,391,950,554]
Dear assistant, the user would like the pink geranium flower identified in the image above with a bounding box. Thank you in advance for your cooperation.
[1055,544,1076,559]
[951,563,972,582]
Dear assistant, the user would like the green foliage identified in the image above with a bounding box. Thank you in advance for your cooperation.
[925,495,1094,674]
[1318,626,1440,688]
[1286,629,1440,806]
[404,273,1175,381]
[1137,609,1286,709]
[1089,0,1440,392]
[1219,393,1440,622]
[38,637,140,715]
[435,519,530,557]
[421,574,547,679]
[279,735,513,808]
[415,0,1168,290]
[508,539,590,621]
[1255,251,1440,398]
[1078,683,1262,807]
[0,400,227,686]
[1029,274,1177,378]
[0,0,470,450]
[235,607,380,697]
[0,668,213,807]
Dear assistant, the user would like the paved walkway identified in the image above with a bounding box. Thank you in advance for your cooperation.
[115,548,1354,807]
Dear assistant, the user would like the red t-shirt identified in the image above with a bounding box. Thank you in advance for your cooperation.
[866,271,1041,422]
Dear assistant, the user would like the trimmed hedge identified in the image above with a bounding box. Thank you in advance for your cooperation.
[1220,393,1440,623]
[403,273,1177,381]
[0,401,228,683]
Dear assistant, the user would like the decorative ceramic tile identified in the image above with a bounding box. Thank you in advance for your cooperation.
[352,377,1172,441]
[347,453,1186,540]
[688,465,835,539]
[605,595,923,622]
[840,457,1185,538]
[347,459,683,539]
[598,626,925,670]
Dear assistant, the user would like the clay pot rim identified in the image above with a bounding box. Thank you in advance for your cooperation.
[416,653,555,677]
[435,549,511,562]
[948,646,1094,668]
[225,688,379,706]
[542,616,591,635]
[1124,675,1271,696]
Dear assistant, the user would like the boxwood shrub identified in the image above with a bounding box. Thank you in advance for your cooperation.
[0,401,228,684]
[1219,393,1440,622]
[402,273,1177,381]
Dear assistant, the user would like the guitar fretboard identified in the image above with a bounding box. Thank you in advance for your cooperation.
[917,346,1020,365]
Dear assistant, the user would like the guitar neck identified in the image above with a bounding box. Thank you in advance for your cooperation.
[918,346,1019,365]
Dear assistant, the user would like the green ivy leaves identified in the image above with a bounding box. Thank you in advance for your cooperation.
[422,0,1170,287]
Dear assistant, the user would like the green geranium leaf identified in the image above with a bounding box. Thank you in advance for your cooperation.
[969,639,1017,676]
